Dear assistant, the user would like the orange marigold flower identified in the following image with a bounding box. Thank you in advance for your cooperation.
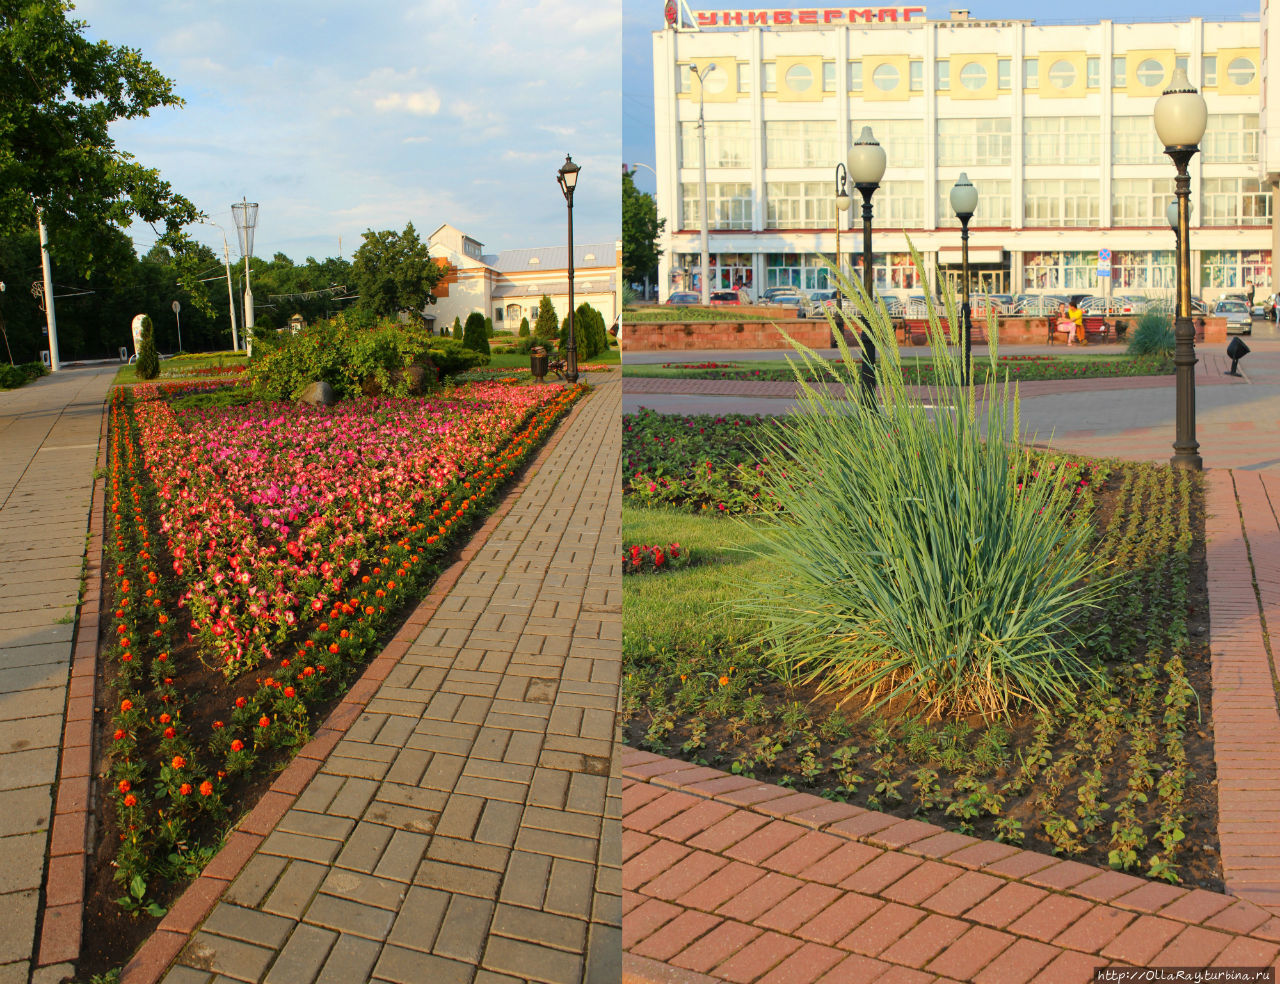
[120,699,133,712]
[178,783,192,796]
[123,794,137,808]
[283,686,295,698]
[230,739,244,752]
[118,780,131,793]
[163,727,176,739]
[171,755,186,769]
[258,715,271,728]
[199,781,213,796]
[718,675,730,686]
[235,697,246,708]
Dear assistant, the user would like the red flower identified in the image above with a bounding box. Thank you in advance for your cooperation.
[172,755,186,770]
[235,697,246,709]
[230,739,244,752]
[179,783,192,796]
[118,780,131,793]
[199,781,214,797]
[123,794,137,807]
[120,699,133,712]
[259,715,271,728]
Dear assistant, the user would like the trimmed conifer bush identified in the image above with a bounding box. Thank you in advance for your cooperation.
[462,311,490,355]
[135,315,159,379]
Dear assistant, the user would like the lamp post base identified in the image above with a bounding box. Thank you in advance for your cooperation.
[1170,312,1201,471]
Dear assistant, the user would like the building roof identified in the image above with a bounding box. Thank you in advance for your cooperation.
[483,244,616,273]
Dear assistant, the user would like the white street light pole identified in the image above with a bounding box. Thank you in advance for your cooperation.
[37,209,60,371]
[204,221,240,351]
[691,62,716,305]
[231,199,259,350]
[172,299,182,354]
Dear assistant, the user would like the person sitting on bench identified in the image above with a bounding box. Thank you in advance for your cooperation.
[1056,303,1077,346]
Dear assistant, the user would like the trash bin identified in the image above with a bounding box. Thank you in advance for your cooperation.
[530,346,548,382]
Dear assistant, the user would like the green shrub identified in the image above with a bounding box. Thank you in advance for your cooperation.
[248,314,487,400]
[484,316,493,338]
[0,361,48,389]
[451,316,462,340]
[462,312,490,355]
[737,255,1109,720]
[559,302,608,360]
[135,316,159,380]
[533,295,559,340]
[518,317,530,338]
[1126,309,1175,359]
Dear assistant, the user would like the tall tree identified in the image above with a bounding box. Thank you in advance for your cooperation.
[622,169,664,286]
[350,223,447,325]
[0,0,200,271]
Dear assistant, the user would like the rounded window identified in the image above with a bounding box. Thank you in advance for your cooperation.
[1136,58,1165,87]
[785,64,813,92]
[872,63,900,92]
[1227,57,1256,86]
[959,62,988,90]
[1048,60,1076,89]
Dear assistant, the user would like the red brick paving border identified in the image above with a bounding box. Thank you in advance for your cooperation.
[621,748,1280,983]
[38,378,605,984]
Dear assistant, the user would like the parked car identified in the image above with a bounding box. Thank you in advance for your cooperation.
[1253,299,1268,318]
[709,289,748,306]
[769,292,808,315]
[1215,298,1252,335]
[666,291,700,305]
[805,289,839,318]
[762,286,800,302]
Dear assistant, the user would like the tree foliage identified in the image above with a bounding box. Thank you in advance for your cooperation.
[0,0,200,271]
[533,295,559,340]
[135,315,158,379]
[559,302,608,360]
[622,169,664,284]
[350,223,447,326]
[462,311,490,355]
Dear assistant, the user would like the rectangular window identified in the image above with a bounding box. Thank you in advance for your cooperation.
[1176,55,1188,76]
[823,61,836,92]
[1024,180,1099,228]
[1112,115,1164,164]
[880,181,925,229]
[1203,177,1272,226]
[763,62,776,92]
[937,179,1012,228]
[738,63,750,93]
[997,58,1011,90]
[764,120,838,168]
[852,252,923,291]
[766,182,835,229]
[680,182,753,229]
[765,254,844,292]
[1112,177,1174,226]
[1023,251,1062,289]
[1204,55,1217,87]
[865,119,925,168]
[1024,58,1038,89]
[910,60,923,92]
[1024,117,1100,166]
[1203,114,1261,163]
[936,59,950,91]
[1112,250,1175,290]
[677,64,692,94]
[849,61,863,92]
[937,118,1012,167]
[1113,56,1125,87]
[680,121,753,169]
[1087,57,1100,88]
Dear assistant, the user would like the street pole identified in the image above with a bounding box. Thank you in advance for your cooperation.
[959,216,973,386]
[37,209,60,371]
[172,300,182,354]
[692,63,716,305]
[558,155,581,384]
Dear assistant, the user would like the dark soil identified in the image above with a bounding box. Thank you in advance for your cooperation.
[624,470,1223,892]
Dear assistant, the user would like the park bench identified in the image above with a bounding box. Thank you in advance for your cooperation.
[1048,315,1111,344]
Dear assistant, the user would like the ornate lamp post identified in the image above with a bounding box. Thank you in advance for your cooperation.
[231,199,259,350]
[949,173,979,387]
[848,126,886,404]
[1165,199,1193,310]
[557,155,580,384]
[1154,67,1207,470]
[691,62,716,305]
[834,163,850,318]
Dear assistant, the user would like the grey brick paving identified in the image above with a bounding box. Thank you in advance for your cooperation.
[0,366,115,982]
[171,374,621,982]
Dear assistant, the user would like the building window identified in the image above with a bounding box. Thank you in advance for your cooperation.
[677,64,692,94]
[1135,58,1165,87]
[937,179,1012,228]
[680,182,753,229]
[873,63,901,92]
[765,120,837,168]
[823,61,836,92]
[1024,58,1038,89]
[1227,57,1257,86]
[1203,56,1217,87]
[909,60,923,92]
[1201,250,1273,290]
[765,253,842,291]
[1047,60,1076,90]
[680,121,753,168]
[763,62,776,92]
[1176,55,1188,76]
[1112,116,1164,164]
[1024,180,1100,228]
[866,119,925,168]
[1086,57,1100,88]
[880,181,925,228]
[738,63,750,92]
[1025,117,1100,166]
[1023,250,1096,289]
[959,61,987,91]
[937,117,1011,167]
[1202,177,1271,226]
[1112,251,1174,290]
[1113,56,1126,86]
[785,64,814,92]
[1112,177,1174,226]
[936,59,950,91]
[849,61,863,92]
[852,252,923,290]
[766,182,835,229]
[997,59,1011,90]
[1203,114,1260,163]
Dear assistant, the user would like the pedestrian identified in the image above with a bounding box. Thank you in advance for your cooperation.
[1247,282,1256,308]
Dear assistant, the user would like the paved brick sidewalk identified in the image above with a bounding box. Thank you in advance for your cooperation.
[621,749,1280,984]
[143,374,622,984]
[0,367,116,984]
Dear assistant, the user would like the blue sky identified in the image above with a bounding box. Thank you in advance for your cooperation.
[76,0,621,264]
[623,0,1260,194]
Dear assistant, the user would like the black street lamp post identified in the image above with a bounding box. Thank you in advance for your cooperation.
[834,162,850,320]
[949,173,979,387]
[1154,67,1207,470]
[848,127,886,406]
[557,155,580,385]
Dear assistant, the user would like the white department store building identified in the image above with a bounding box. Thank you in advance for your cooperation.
[651,4,1275,304]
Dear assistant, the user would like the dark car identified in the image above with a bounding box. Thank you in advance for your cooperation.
[710,290,748,306]
[666,291,700,305]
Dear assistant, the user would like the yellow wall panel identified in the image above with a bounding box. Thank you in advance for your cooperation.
[678,59,744,104]
[1217,47,1261,96]
[863,54,911,102]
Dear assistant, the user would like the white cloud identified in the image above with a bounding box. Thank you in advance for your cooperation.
[373,89,442,115]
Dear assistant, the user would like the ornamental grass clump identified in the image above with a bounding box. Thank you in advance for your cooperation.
[1126,309,1176,359]
[739,252,1111,720]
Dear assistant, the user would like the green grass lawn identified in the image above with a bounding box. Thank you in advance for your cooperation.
[112,351,247,385]
[487,347,620,369]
